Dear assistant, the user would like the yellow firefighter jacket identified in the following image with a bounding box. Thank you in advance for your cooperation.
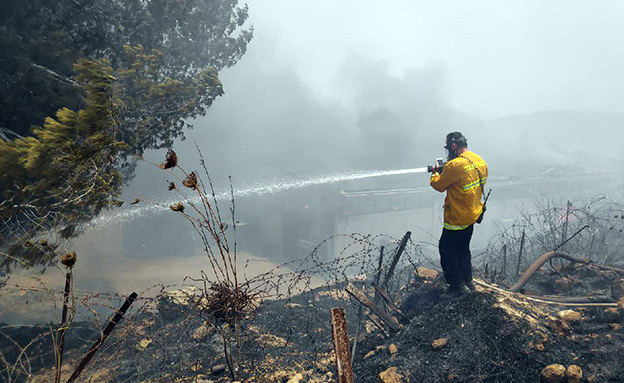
[430,150,488,230]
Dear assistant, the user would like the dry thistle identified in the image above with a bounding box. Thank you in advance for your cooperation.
[60,252,77,268]
[170,202,185,212]
[182,172,198,189]
[131,198,141,205]
[167,181,176,191]
[111,200,124,207]
[159,149,178,169]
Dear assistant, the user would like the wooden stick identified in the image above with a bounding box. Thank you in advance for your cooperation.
[516,230,525,276]
[55,272,72,383]
[66,292,137,383]
[350,305,363,366]
[374,246,385,304]
[346,283,399,332]
[502,244,507,279]
[372,283,405,320]
[382,231,411,289]
[330,308,354,383]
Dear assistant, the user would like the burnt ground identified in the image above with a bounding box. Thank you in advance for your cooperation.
[355,278,624,383]
[7,265,624,383]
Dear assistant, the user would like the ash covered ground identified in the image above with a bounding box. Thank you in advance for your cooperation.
[6,259,624,383]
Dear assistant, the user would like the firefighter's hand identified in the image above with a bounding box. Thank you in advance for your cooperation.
[431,163,442,174]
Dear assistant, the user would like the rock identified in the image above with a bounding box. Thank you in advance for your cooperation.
[287,372,304,383]
[158,287,201,321]
[612,278,624,297]
[379,367,403,383]
[431,338,448,349]
[135,338,152,351]
[566,365,583,383]
[603,307,623,322]
[617,297,624,310]
[365,321,378,334]
[554,278,573,293]
[541,364,566,383]
[415,267,439,280]
[192,322,215,340]
[210,364,226,376]
[557,310,582,323]
[549,319,572,337]
[388,344,398,355]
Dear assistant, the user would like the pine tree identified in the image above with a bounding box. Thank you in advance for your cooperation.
[0,59,125,273]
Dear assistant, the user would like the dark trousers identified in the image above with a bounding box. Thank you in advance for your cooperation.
[439,225,474,288]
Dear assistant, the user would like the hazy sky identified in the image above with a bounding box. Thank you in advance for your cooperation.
[242,0,624,119]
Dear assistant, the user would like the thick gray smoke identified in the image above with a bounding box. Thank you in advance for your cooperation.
[67,1,624,292]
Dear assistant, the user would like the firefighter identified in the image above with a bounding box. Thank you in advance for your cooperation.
[430,132,488,299]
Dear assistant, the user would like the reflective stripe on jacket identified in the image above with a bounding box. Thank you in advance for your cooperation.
[430,150,488,230]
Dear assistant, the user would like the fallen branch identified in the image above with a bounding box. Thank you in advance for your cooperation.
[527,294,615,304]
[475,279,618,307]
[372,283,405,320]
[345,283,399,332]
[510,251,624,292]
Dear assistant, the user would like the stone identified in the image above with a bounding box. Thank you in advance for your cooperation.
[135,338,152,351]
[192,322,215,340]
[603,308,623,322]
[549,319,572,337]
[158,287,201,321]
[210,364,226,375]
[541,364,566,383]
[378,367,403,383]
[566,365,582,383]
[557,310,582,323]
[415,267,439,280]
[617,297,624,310]
[286,373,304,383]
[431,338,448,349]
[612,278,624,297]
[388,344,398,355]
[554,278,573,293]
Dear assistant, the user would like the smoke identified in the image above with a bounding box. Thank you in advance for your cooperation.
[62,1,624,293]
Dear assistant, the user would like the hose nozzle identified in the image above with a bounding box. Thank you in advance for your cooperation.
[427,158,445,173]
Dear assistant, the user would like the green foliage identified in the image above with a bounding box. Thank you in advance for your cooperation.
[0,0,252,261]
[116,45,224,151]
[0,0,252,149]
[0,59,125,270]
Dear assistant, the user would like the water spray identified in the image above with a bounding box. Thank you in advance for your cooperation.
[88,167,429,228]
